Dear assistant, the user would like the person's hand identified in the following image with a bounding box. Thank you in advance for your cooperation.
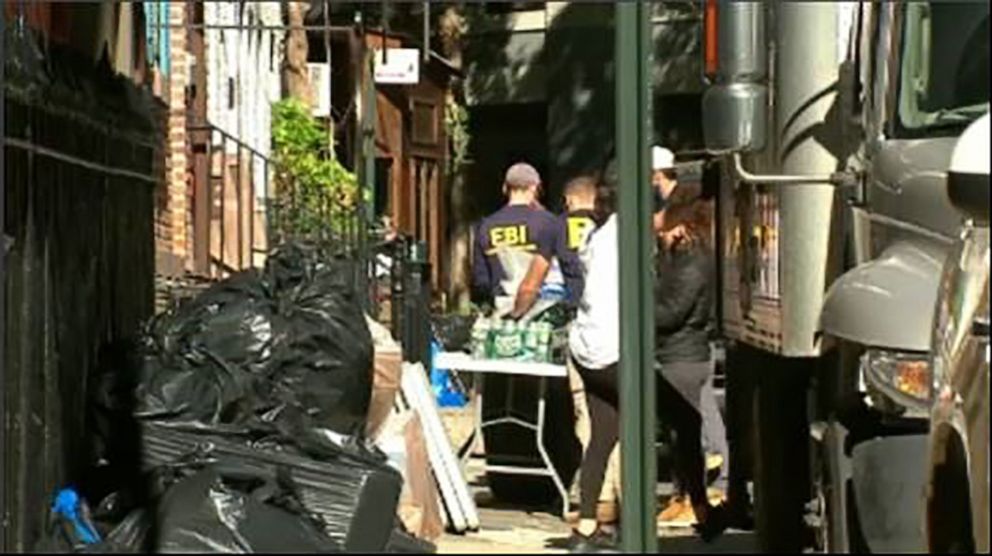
[659,224,690,249]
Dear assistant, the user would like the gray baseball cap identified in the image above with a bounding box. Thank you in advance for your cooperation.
[504,162,542,189]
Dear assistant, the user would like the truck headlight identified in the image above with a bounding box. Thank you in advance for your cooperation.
[862,349,931,414]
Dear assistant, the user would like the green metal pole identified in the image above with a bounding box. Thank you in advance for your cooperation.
[616,1,657,552]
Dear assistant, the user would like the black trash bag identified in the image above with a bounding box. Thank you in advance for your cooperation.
[145,270,275,373]
[127,240,373,445]
[139,422,402,552]
[263,242,334,294]
[431,314,477,352]
[265,256,374,437]
[134,353,257,426]
[155,464,340,553]
[132,270,275,429]
[81,509,152,554]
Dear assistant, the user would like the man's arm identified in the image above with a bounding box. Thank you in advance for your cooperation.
[471,224,493,304]
[511,254,551,318]
[511,216,558,318]
[556,217,585,305]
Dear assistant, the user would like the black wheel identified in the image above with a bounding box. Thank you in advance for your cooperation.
[752,362,812,553]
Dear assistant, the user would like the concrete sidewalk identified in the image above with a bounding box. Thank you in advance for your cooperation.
[432,407,752,554]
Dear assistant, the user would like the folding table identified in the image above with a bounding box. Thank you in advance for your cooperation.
[434,351,571,518]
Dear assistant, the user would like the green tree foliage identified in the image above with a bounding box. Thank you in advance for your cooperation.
[445,94,471,174]
[271,98,360,241]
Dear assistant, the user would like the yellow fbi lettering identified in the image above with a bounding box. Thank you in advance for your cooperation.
[488,225,533,251]
[567,217,596,250]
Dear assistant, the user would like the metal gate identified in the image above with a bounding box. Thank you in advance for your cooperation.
[2,26,161,551]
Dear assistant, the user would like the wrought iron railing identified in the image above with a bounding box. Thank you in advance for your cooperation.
[187,122,271,277]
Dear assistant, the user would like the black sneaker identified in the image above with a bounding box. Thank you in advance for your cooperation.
[565,529,617,553]
[724,501,755,531]
[694,503,730,543]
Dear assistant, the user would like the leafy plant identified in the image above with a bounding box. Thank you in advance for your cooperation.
[444,94,471,174]
[271,98,360,243]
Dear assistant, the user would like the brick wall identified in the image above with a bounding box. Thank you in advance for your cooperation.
[155,1,191,277]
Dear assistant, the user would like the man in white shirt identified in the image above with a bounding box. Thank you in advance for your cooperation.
[563,176,622,528]
[565,150,695,547]
[565,170,623,548]
[569,213,620,371]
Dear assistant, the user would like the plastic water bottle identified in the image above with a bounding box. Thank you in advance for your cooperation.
[471,317,490,359]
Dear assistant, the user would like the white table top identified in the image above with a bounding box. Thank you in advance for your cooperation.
[435,351,567,378]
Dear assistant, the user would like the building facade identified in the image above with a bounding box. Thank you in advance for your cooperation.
[156,0,283,279]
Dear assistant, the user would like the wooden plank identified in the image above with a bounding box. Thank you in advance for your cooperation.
[389,399,453,531]
[404,363,479,531]
[401,363,481,531]
[398,366,468,532]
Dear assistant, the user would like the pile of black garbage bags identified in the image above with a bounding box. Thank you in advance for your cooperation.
[45,244,428,553]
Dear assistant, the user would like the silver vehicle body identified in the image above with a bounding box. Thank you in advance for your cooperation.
[819,2,971,354]
[703,1,988,552]
[927,224,989,553]
[712,2,985,359]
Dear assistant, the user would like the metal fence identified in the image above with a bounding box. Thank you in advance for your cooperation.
[187,121,271,277]
[178,116,432,355]
[3,32,161,551]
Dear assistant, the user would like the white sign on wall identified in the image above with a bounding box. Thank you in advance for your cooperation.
[307,63,331,117]
[373,48,421,85]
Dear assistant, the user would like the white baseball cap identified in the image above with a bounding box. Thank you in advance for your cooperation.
[652,146,676,171]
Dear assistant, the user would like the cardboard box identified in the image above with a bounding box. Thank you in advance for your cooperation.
[367,348,403,440]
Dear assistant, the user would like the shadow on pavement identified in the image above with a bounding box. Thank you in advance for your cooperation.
[543,530,757,553]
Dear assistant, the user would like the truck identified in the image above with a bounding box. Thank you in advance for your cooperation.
[700,1,989,552]
[924,112,988,554]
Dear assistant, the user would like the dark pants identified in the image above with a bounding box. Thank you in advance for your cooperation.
[573,358,620,520]
[657,361,711,517]
[701,371,729,489]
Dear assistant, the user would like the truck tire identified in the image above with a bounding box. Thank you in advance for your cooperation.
[752,363,812,553]
[811,419,869,553]
[810,343,870,553]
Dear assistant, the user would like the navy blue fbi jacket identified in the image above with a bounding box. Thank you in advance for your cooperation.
[557,209,597,304]
[472,204,561,301]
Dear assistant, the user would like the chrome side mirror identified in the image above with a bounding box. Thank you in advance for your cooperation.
[701,1,768,152]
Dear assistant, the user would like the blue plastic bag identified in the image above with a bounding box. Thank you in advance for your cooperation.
[46,487,102,550]
[430,340,467,408]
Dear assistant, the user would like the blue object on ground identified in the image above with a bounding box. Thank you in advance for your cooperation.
[430,340,467,408]
[52,488,102,545]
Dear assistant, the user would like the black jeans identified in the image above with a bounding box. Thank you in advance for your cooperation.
[573,358,620,520]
